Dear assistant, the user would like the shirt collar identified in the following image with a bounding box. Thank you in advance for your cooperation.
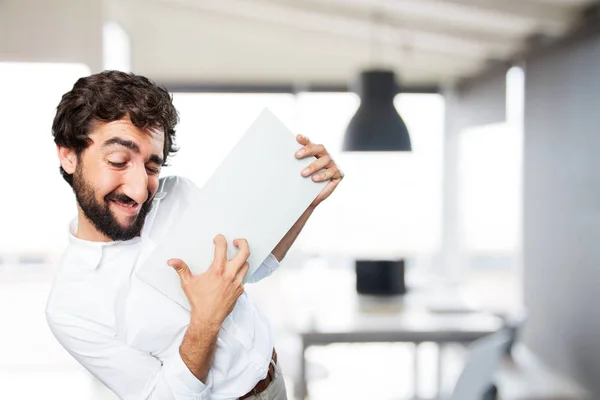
[68,219,141,270]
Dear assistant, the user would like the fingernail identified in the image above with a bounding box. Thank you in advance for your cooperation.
[296,150,305,157]
[302,168,310,176]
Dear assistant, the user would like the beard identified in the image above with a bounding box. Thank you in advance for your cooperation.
[72,165,154,241]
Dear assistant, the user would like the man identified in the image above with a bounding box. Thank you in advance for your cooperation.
[45,71,343,400]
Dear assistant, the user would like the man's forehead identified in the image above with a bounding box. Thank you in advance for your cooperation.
[93,119,165,143]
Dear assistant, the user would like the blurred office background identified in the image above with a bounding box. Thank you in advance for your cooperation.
[0,0,599,399]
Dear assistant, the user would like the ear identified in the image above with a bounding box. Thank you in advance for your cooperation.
[57,146,78,175]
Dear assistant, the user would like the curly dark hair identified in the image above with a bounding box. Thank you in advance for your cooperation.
[52,70,179,186]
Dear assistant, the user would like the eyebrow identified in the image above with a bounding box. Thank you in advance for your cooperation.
[148,154,164,166]
[102,137,164,165]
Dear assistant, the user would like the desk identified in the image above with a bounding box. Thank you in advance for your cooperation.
[291,266,504,399]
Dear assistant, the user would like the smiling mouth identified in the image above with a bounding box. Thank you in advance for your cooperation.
[110,199,141,215]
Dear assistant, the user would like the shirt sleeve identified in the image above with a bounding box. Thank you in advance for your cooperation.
[46,312,211,400]
[244,253,281,284]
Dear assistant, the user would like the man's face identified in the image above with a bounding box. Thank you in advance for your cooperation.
[69,118,165,241]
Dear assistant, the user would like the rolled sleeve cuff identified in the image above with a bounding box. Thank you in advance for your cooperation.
[262,253,280,271]
[245,253,281,283]
[163,351,211,400]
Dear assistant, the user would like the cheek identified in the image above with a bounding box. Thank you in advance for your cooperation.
[77,158,121,199]
[95,170,124,199]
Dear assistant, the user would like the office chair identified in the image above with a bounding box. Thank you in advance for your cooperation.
[448,329,511,400]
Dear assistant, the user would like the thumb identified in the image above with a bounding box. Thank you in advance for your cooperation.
[168,258,193,284]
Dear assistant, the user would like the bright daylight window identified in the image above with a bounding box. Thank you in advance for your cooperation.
[0,61,95,400]
[167,92,445,263]
[0,71,445,268]
[456,66,524,311]
[0,62,90,259]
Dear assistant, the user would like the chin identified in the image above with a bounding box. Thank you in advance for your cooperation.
[116,216,138,227]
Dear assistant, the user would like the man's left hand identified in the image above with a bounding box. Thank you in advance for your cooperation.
[295,134,344,208]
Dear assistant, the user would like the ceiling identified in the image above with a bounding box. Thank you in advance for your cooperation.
[113,0,597,89]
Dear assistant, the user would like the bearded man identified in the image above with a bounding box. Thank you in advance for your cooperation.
[45,71,343,400]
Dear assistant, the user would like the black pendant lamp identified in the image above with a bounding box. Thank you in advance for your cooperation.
[343,69,412,151]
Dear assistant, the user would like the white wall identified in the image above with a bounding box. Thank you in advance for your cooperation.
[523,31,600,396]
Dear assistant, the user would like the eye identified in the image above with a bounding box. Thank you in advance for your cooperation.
[108,161,127,168]
[146,166,160,175]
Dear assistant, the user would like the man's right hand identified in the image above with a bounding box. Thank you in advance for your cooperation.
[168,234,250,328]
[167,235,249,383]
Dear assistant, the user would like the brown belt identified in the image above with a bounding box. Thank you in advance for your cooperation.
[239,348,278,400]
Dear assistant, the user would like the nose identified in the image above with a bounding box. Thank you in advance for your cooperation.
[122,163,149,205]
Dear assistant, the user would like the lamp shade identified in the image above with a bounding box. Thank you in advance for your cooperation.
[343,69,412,151]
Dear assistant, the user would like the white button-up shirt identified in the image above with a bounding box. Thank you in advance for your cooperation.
[46,176,281,400]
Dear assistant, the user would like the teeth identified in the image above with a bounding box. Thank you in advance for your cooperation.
[113,200,136,208]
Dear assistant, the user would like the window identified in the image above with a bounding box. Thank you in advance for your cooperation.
[167,92,444,262]
[0,79,445,266]
[0,62,90,257]
[0,62,96,400]
[455,66,524,311]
